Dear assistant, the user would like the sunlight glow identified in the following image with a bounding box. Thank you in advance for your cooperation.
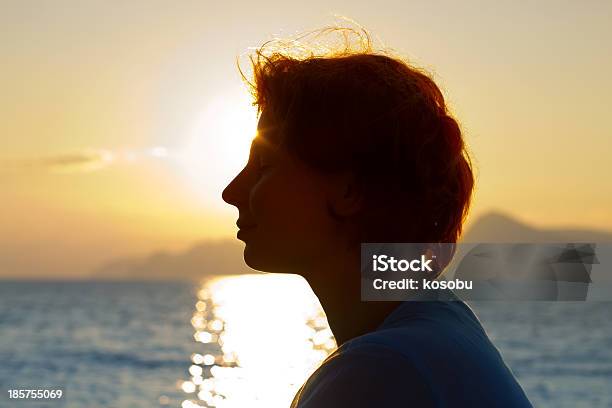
[176,91,258,205]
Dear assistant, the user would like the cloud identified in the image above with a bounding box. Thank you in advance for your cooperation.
[2,146,172,174]
[38,150,115,172]
[2,149,115,173]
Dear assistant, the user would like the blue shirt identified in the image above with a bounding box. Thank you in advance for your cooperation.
[290,289,533,407]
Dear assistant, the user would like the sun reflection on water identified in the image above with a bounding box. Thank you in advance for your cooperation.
[180,273,336,408]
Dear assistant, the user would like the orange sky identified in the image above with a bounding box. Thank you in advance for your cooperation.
[1,1,611,278]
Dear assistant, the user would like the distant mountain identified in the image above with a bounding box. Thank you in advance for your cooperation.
[93,211,612,280]
[462,211,612,243]
[93,240,256,281]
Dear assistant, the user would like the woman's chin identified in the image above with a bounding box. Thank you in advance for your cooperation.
[242,244,269,272]
[242,244,292,274]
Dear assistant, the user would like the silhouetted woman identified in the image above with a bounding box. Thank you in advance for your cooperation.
[223,29,533,407]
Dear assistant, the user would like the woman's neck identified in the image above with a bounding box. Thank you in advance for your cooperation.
[304,247,402,347]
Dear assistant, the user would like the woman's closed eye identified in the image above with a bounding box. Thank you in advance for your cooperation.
[246,142,278,174]
[256,151,276,172]
[246,154,273,174]
[258,160,274,173]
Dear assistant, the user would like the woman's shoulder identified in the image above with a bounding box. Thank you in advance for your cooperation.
[293,301,533,408]
[329,300,533,407]
[291,339,435,408]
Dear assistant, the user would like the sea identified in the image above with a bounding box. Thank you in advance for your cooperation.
[1,274,612,408]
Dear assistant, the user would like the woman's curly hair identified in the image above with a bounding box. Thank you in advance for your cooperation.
[240,27,474,244]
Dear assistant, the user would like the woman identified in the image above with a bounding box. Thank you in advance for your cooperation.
[222,29,533,407]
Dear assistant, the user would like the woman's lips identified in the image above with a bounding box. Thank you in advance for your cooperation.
[236,224,257,240]
[236,219,256,229]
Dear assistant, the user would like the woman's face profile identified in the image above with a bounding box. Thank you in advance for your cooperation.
[222,110,346,276]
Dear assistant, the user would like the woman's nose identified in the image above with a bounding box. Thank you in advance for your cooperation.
[222,168,247,207]
[222,178,238,207]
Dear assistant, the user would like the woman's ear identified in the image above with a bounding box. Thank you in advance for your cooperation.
[325,171,365,217]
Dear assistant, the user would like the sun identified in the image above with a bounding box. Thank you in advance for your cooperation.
[176,91,258,206]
